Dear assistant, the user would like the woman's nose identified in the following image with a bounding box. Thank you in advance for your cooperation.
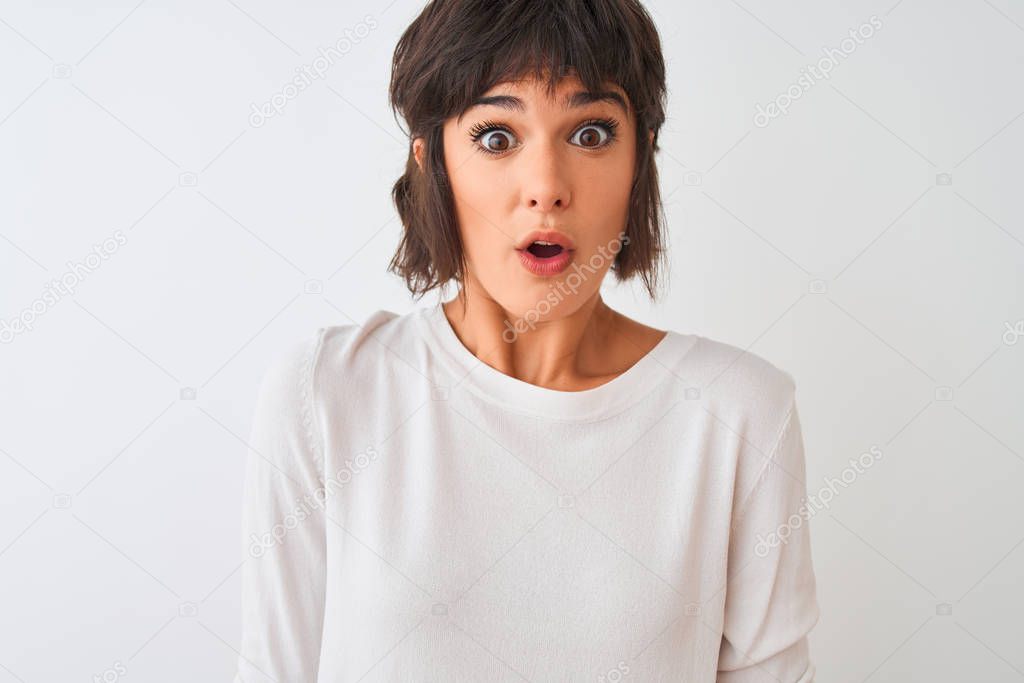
[520,144,571,212]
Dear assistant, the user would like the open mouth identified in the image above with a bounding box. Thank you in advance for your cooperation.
[517,240,573,276]
[525,241,565,258]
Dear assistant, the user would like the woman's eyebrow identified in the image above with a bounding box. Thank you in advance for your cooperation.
[457,90,628,123]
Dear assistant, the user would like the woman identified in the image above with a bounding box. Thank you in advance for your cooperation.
[236,1,820,681]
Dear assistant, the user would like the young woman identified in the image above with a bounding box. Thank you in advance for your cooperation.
[236,1,820,681]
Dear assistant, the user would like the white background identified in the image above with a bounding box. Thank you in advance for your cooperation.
[1,0,1023,681]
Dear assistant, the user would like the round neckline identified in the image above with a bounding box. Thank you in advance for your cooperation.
[416,301,698,422]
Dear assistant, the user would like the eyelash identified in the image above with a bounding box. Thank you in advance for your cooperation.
[468,117,620,156]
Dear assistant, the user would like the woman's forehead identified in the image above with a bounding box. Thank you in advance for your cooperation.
[469,76,632,118]
[483,71,623,97]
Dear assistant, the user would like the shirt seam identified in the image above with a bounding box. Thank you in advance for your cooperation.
[731,391,798,526]
[301,327,328,485]
[449,361,683,425]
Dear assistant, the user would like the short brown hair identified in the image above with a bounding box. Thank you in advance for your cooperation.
[387,0,668,300]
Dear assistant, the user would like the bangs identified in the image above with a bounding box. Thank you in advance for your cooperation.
[393,0,664,132]
[448,5,636,117]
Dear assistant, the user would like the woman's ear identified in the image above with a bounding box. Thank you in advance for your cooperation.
[413,137,425,172]
[648,128,654,146]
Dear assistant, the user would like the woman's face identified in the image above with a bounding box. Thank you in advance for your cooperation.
[428,74,645,321]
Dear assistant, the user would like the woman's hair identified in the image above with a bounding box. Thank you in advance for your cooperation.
[387,0,668,300]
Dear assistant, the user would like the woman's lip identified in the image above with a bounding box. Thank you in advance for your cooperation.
[515,229,576,251]
[517,247,574,276]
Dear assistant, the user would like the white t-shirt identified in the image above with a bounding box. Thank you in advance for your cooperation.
[234,301,820,682]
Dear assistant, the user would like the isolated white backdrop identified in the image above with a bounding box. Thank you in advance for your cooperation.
[2,0,1023,681]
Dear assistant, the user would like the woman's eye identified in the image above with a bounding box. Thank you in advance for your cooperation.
[571,124,611,148]
[478,129,516,153]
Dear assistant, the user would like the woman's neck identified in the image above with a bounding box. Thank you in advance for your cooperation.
[440,280,660,392]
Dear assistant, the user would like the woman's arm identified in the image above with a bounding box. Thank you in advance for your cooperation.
[717,400,821,682]
[235,331,328,682]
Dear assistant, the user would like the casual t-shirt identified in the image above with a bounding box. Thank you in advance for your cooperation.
[234,301,820,682]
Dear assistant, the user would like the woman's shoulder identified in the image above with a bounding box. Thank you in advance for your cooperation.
[259,307,420,385]
[319,305,452,390]
[311,306,429,372]
[670,330,797,423]
[319,308,405,356]
[605,307,796,420]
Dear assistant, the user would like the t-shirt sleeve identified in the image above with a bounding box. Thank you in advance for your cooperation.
[717,399,821,683]
[234,331,328,682]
